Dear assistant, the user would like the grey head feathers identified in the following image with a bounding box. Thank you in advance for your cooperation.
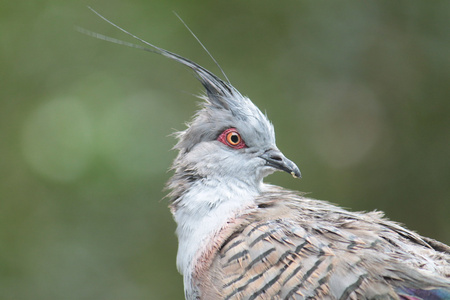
[81,7,276,153]
[81,8,300,207]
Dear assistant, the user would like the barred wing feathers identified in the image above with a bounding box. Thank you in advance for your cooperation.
[196,187,450,299]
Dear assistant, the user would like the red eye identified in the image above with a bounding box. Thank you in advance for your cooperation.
[227,131,241,146]
[217,128,246,149]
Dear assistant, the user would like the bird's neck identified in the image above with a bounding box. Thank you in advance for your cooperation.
[169,175,261,291]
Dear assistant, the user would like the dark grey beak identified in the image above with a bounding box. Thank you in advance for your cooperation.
[261,149,301,179]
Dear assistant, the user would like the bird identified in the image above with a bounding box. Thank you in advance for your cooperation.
[83,9,450,300]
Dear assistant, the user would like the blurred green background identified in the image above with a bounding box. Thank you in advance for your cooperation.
[1,1,449,299]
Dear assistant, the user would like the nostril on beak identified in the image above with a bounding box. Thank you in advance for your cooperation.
[270,154,283,161]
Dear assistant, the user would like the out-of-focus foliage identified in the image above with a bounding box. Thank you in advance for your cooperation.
[1,1,448,299]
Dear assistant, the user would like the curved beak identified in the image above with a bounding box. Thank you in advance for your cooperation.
[260,149,301,179]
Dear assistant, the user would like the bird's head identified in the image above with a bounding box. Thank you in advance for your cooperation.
[166,53,301,193]
[78,7,300,206]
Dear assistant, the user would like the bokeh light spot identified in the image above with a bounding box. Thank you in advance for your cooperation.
[21,97,93,182]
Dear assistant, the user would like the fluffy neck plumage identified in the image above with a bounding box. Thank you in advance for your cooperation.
[169,172,261,295]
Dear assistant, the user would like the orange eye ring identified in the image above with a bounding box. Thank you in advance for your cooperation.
[217,128,247,149]
[226,131,241,146]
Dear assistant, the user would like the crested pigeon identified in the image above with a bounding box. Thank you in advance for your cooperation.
[85,10,450,300]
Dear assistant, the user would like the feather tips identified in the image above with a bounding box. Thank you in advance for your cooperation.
[197,186,450,299]
[397,287,450,300]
